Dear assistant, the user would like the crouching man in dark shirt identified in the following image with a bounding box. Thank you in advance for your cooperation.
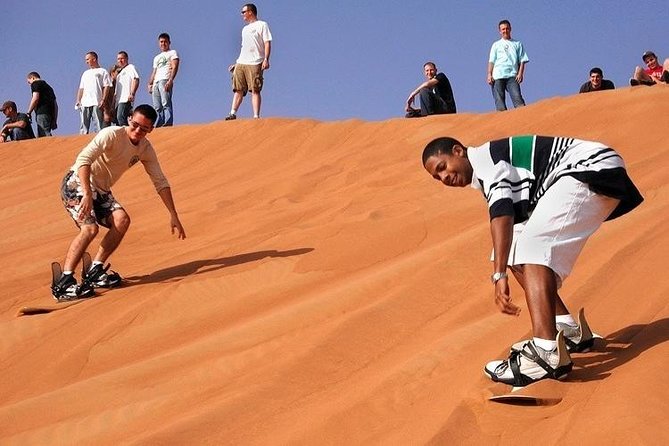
[1,100,35,142]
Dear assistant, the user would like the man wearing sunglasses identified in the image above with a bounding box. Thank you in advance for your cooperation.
[53,104,186,300]
[225,3,273,120]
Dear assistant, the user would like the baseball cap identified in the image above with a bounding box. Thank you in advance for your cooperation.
[642,51,657,61]
[1,100,16,111]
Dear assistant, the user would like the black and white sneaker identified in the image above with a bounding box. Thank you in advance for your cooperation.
[224,113,237,121]
[485,331,573,387]
[84,263,123,288]
[51,274,95,301]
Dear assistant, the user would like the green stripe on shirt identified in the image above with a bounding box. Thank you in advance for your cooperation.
[510,135,534,170]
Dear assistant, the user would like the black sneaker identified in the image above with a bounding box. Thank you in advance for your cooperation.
[84,263,123,288]
[51,274,95,301]
[225,113,237,121]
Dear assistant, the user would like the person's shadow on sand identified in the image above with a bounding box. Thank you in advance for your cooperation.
[124,248,314,286]
[568,317,669,382]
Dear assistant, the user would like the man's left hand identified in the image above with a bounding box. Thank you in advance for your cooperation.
[494,278,521,315]
[170,215,186,240]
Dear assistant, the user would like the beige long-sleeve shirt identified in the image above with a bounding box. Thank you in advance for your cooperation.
[72,126,170,193]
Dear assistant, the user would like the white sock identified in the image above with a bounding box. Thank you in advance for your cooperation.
[533,337,557,351]
[555,314,577,327]
[92,261,103,266]
[63,271,73,275]
[230,109,237,115]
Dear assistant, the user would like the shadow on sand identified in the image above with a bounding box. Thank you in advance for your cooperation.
[124,247,314,286]
[569,317,669,382]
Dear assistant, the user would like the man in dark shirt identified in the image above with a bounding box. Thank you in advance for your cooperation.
[406,62,457,117]
[26,72,58,137]
[579,67,615,93]
[1,100,35,142]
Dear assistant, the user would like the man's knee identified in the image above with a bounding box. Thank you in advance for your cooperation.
[111,211,131,232]
[80,223,99,239]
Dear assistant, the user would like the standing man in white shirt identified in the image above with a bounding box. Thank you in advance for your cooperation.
[114,51,140,126]
[225,3,272,120]
[76,52,113,134]
[147,33,180,127]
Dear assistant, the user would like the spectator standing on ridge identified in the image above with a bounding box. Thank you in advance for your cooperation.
[225,3,273,120]
[405,62,457,118]
[579,67,615,93]
[148,33,180,127]
[630,51,668,86]
[76,52,113,134]
[487,20,529,111]
[103,65,119,128]
[26,72,58,137]
[114,51,140,126]
[1,100,35,142]
[421,134,643,386]
[52,104,186,300]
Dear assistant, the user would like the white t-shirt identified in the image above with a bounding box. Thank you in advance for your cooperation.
[236,20,272,65]
[115,64,140,104]
[79,67,113,107]
[153,49,179,81]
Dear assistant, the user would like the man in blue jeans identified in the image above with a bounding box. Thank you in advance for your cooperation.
[26,72,58,137]
[405,62,457,118]
[148,33,180,127]
[487,20,529,111]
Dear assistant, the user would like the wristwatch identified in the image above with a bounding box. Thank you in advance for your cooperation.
[491,272,508,284]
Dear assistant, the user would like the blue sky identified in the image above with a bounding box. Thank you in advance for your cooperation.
[2,0,668,135]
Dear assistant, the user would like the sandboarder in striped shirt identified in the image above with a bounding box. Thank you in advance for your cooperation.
[422,135,642,386]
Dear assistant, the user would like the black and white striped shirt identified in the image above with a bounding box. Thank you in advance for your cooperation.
[469,135,643,222]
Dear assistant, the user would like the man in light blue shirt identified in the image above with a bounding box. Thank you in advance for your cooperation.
[487,20,529,111]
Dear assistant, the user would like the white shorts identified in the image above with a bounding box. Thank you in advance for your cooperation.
[501,176,619,287]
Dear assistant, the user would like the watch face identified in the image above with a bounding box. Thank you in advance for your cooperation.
[492,272,507,283]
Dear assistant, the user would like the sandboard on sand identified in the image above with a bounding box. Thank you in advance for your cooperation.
[17,299,86,316]
[485,381,563,406]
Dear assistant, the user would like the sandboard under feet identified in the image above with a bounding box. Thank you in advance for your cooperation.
[485,380,564,406]
[17,299,87,316]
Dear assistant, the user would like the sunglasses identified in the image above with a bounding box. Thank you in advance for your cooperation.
[241,9,250,14]
[129,120,153,133]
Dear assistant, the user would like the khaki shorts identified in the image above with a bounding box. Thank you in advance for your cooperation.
[232,63,264,94]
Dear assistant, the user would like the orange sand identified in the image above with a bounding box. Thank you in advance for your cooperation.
[1,87,668,445]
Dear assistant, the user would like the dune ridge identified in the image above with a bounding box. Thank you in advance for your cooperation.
[1,87,668,445]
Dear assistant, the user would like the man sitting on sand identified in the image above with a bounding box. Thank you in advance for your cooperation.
[422,135,642,386]
[630,51,669,86]
[53,104,186,300]
[1,100,35,142]
[405,62,456,118]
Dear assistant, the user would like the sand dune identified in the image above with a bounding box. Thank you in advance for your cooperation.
[1,86,668,445]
